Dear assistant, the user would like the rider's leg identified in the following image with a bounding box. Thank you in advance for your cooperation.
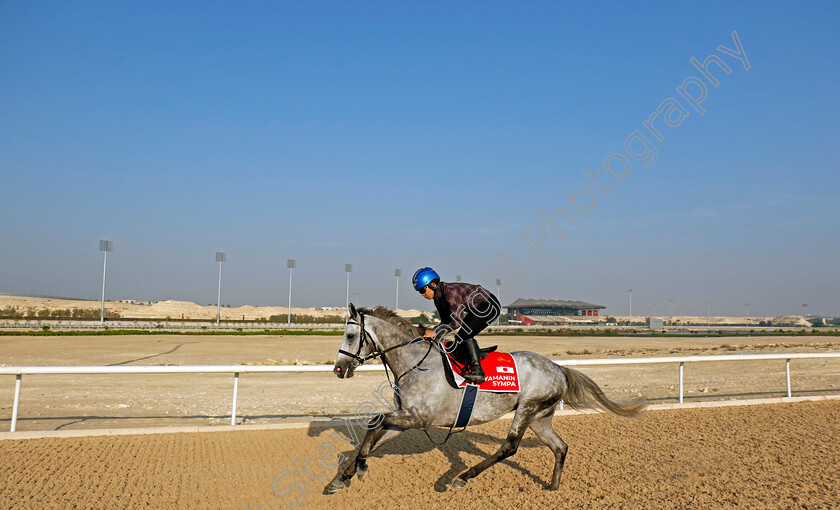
[452,338,469,365]
[461,337,486,384]
[454,314,485,383]
[455,296,500,384]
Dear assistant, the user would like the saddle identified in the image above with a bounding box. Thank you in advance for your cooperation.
[440,345,498,390]
[480,345,499,356]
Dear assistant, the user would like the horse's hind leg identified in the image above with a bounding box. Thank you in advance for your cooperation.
[529,410,568,490]
[452,408,533,488]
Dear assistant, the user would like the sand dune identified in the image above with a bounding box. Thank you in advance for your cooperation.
[0,295,424,321]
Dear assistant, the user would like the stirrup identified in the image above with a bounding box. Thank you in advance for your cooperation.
[463,365,485,384]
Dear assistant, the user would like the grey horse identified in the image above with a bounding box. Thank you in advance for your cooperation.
[325,304,644,493]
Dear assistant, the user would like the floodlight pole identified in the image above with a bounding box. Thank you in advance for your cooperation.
[100,250,107,323]
[101,251,107,322]
[345,264,352,321]
[99,240,113,323]
[628,289,633,325]
[287,259,296,324]
[394,269,401,311]
[670,299,674,325]
[216,252,226,325]
[706,300,711,326]
[496,279,501,324]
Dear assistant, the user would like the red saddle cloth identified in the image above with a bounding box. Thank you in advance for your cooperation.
[447,351,520,392]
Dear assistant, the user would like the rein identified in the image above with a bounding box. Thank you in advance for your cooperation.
[339,314,435,386]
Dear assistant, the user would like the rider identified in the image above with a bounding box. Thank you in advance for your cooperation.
[412,267,501,385]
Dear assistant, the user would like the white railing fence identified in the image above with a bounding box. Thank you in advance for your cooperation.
[2,352,839,432]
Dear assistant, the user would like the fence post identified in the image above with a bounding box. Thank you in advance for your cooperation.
[231,372,240,426]
[679,362,684,404]
[11,374,22,432]
[785,359,791,398]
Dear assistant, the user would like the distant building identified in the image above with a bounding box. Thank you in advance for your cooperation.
[505,298,606,323]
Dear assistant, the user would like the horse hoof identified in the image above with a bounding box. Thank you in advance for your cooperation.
[323,474,351,495]
[357,463,368,481]
[452,477,468,489]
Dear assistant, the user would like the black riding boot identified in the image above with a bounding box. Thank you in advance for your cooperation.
[462,339,486,384]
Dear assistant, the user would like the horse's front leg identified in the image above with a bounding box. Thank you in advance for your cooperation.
[324,410,423,494]
[323,420,384,494]
[349,410,421,477]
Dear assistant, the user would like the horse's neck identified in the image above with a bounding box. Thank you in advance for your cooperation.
[368,319,437,378]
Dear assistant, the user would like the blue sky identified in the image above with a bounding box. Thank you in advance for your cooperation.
[1,1,838,317]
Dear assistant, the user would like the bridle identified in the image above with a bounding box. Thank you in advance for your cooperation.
[337,313,435,385]
[336,311,462,446]
[337,313,382,364]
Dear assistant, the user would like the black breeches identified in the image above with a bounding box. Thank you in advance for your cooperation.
[446,294,501,362]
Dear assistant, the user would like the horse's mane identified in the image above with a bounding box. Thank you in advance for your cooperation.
[358,306,428,337]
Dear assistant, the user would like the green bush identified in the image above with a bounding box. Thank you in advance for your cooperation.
[0,306,22,319]
[410,313,430,324]
[268,314,344,324]
[0,308,125,320]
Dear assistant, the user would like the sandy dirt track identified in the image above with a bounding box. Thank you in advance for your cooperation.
[1,400,838,509]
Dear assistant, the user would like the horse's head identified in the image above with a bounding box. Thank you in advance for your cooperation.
[333,303,374,379]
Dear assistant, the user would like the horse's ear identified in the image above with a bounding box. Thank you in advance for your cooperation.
[349,303,358,319]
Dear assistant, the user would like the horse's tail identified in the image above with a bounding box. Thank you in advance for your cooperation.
[559,366,646,418]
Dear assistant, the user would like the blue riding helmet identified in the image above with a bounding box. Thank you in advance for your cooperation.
[412,267,440,291]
